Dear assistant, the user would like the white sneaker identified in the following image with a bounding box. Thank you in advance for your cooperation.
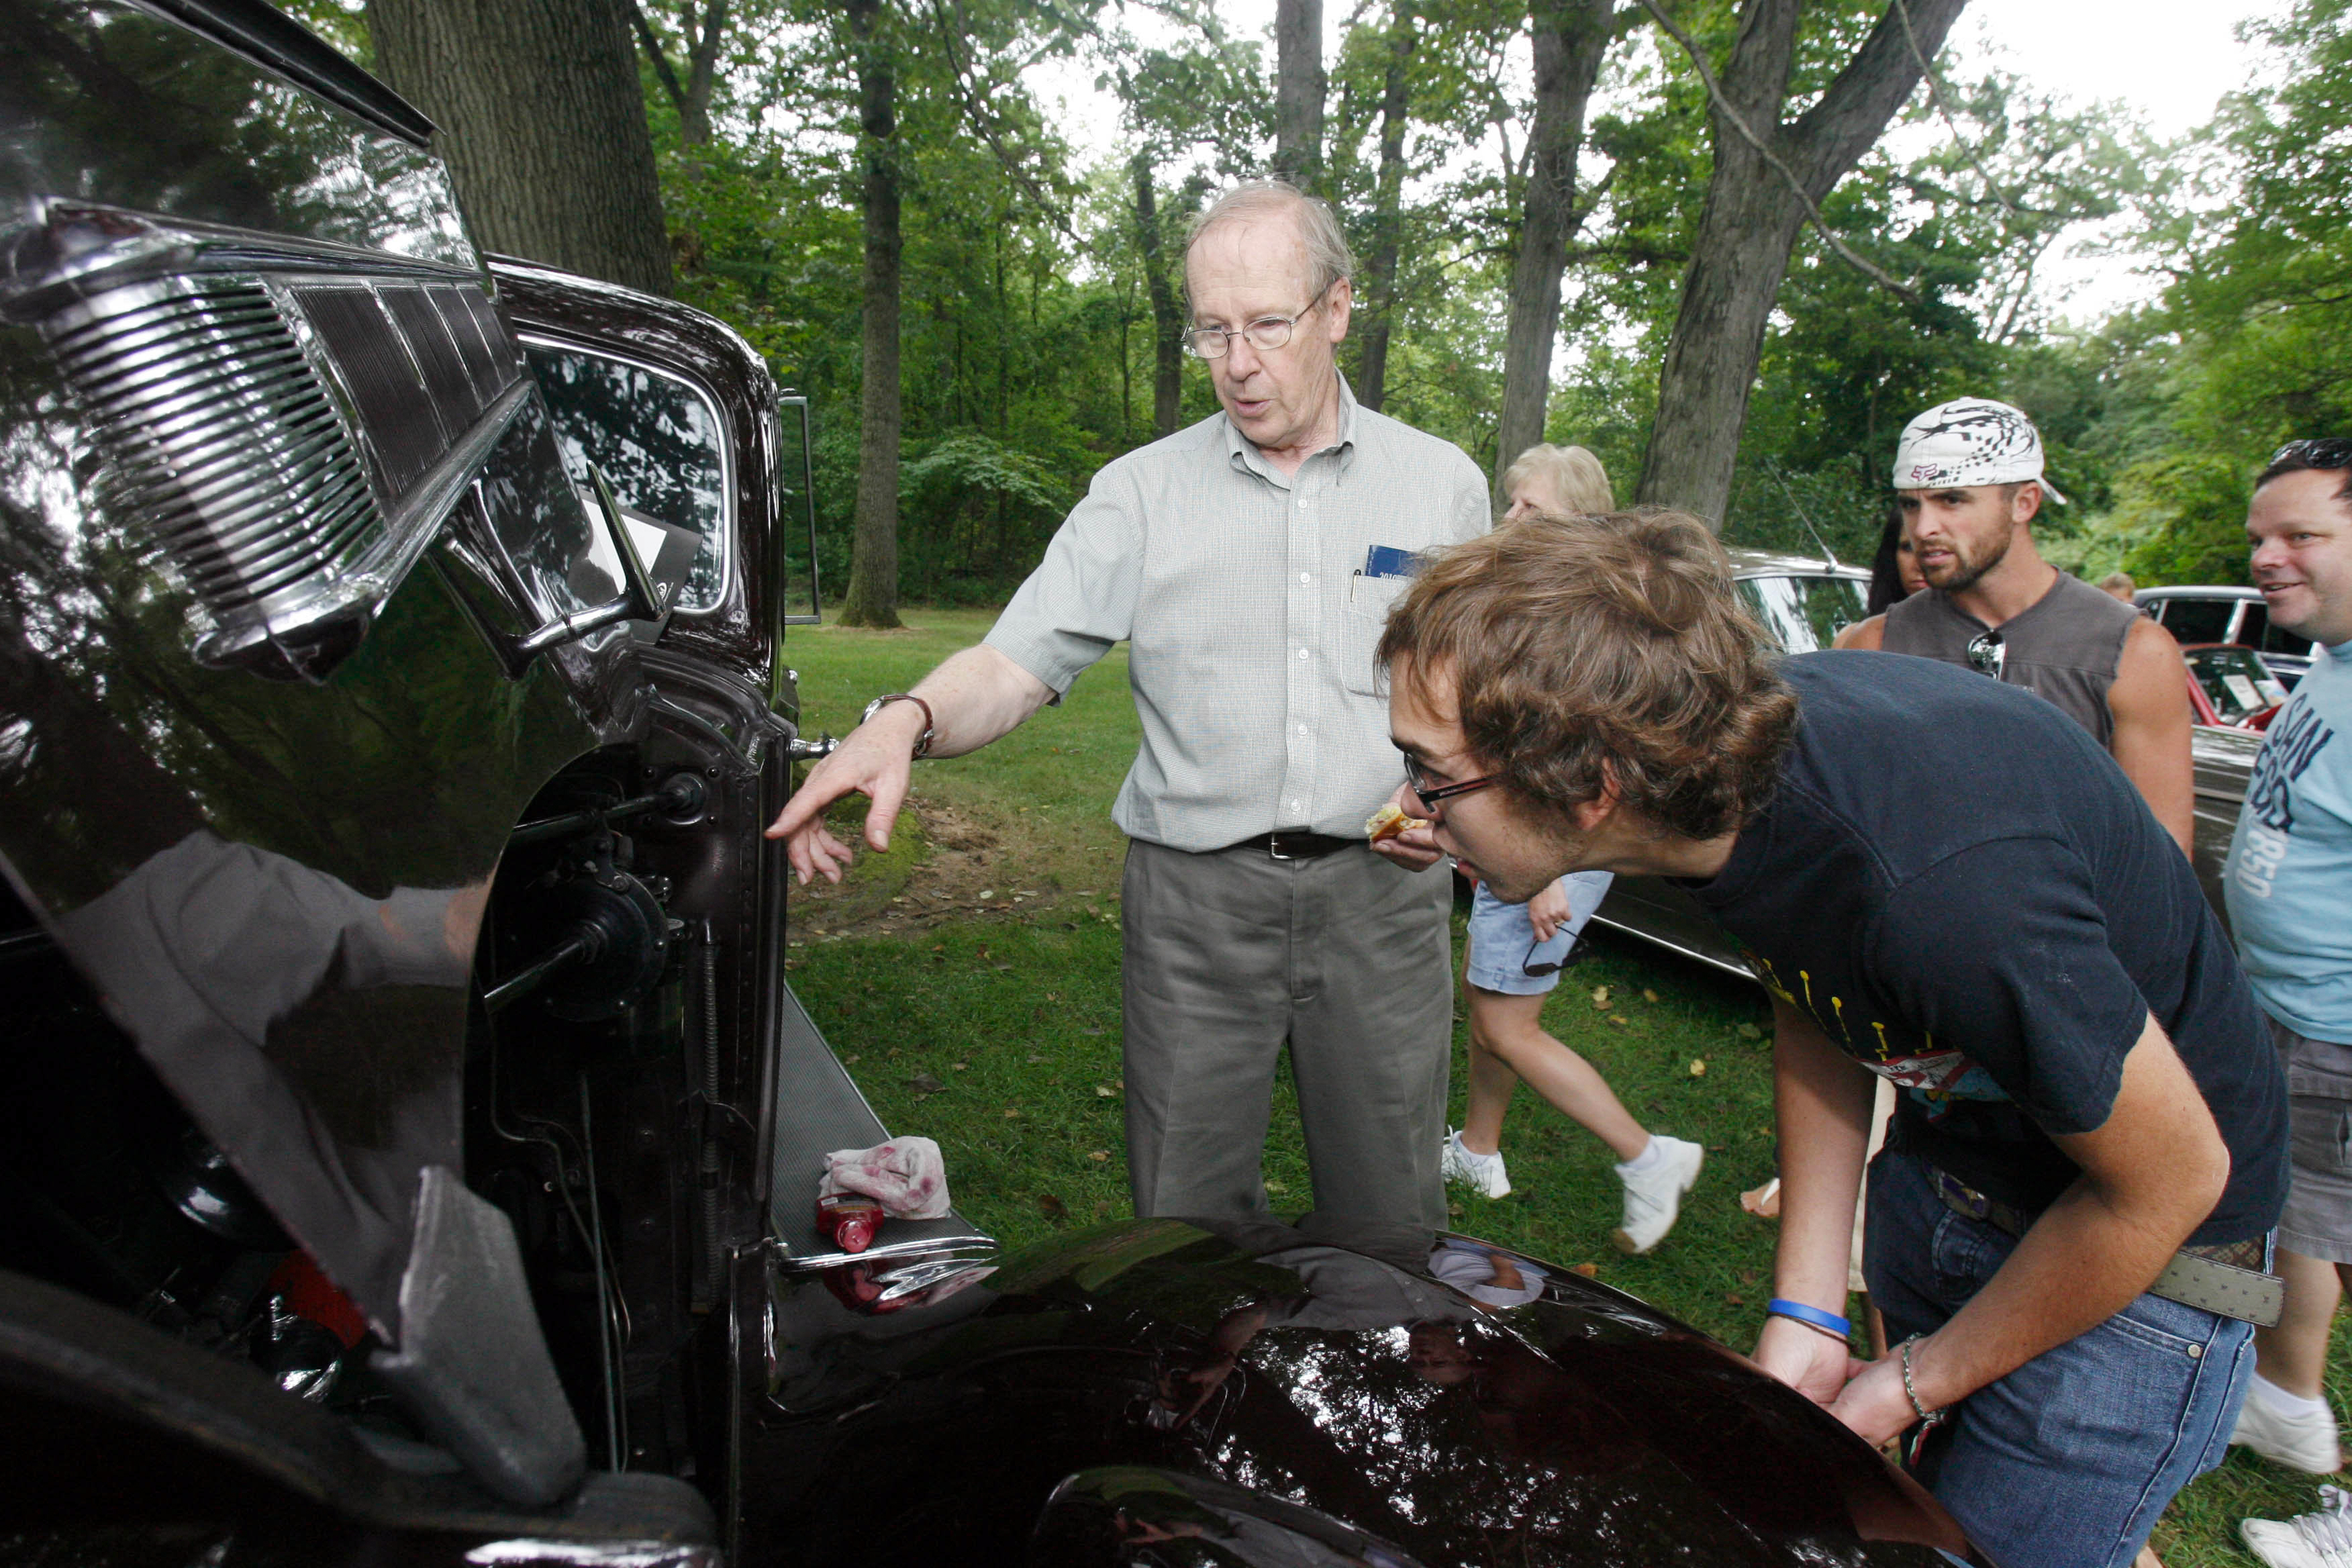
[1439,1130,1510,1199]
[1612,1136,1703,1255]
[2243,1485,2352,1568]
[2237,1383,2347,1474]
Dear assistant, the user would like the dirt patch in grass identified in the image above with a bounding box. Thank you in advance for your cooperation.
[789,794,1122,942]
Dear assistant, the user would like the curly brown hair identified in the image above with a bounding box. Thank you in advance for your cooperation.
[1376,511,1798,842]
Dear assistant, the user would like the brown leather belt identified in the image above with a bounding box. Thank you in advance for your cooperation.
[1232,830,1362,861]
[1926,1165,2280,1326]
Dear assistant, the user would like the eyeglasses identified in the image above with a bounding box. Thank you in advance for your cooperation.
[2270,438,2352,469]
[1966,629,2006,679]
[1522,931,1588,978]
[1183,290,1326,360]
[1401,752,1498,814]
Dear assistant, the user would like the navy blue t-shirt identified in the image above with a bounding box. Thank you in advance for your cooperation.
[1688,652,2286,1244]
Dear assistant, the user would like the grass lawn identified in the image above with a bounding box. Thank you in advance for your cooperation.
[778,604,2343,1567]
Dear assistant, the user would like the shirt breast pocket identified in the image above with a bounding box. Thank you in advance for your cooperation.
[1342,571,1411,696]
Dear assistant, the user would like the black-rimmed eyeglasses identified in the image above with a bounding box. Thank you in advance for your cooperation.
[1966,629,2006,679]
[1401,752,1498,814]
[1182,289,1327,360]
[1522,932,1588,977]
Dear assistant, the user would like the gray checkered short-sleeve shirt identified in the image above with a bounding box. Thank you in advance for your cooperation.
[983,380,1491,852]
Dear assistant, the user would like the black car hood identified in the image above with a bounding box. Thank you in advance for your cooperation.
[741,1214,1977,1567]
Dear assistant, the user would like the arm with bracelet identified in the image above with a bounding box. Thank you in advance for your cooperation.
[1752,995,1873,1407]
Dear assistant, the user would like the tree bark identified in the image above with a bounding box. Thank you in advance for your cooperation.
[1633,0,1970,525]
[1491,0,1614,492]
[366,0,673,295]
[837,0,903,628]
[1353,5,1415,414]
[1131,156,1187,439]
[1273,0,1326,195]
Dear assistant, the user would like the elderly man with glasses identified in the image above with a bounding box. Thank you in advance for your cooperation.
[767,181,1488,1227]
[1838,397,2194,854]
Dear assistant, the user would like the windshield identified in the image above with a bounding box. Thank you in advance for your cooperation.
[1735,573,1869,653]
[2186,646,2288,724]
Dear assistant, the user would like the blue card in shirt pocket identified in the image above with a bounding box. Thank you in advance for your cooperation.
[1363,544,1425,580]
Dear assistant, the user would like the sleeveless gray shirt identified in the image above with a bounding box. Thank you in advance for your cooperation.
[1881,571,2140,748]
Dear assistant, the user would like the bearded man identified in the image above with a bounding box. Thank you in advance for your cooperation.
[1839,397,2194,853]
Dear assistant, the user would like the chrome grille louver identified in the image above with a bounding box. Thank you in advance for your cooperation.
[43,275,386,638]
[21,215,535,683]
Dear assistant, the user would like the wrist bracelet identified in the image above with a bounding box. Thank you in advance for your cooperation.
[861,692,936,758]
[1765,1298,1852,1340]
[1900,1335,1949,1428]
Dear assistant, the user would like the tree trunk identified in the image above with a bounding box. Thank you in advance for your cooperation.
[367,0,672,295]
[1354,5,1415,413]
[1273,0,1326,195]
[837,0,903,628]
[1633,0,1971,525]
[1131,156,1187,439]
[1491,0,1614,493]
[626,0,728,146]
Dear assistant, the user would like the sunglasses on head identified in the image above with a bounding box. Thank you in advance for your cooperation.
[2271,438,2352,469]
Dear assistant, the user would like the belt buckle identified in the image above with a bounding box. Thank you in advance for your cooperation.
[1938,1171,1991,1222]
[1267,830,1304,862]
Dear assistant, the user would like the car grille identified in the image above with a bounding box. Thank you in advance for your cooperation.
[39,268,525,677]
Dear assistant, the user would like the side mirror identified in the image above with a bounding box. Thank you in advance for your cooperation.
[518,464,674,655]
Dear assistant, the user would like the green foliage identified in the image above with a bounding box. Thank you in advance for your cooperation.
[2113,452,2255,587]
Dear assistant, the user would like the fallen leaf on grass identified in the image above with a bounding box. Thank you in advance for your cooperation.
[1089,1150,1110,1162]
[844,1054,860,1064]
[1094,1085,1116,1097]
[1590,985,1612,1008]
[1608,1014,1630,1026]
[1738,1269,1759,1285]
[1264,1181,1287,1195]
[1688,1059,1707,1076]
[1736,1023,1762,1040]
[1027,1053,1046,1064]
[1094,1199,1114,1217]
[908,1072,944,1094]
[1642,988,1660,1003]
[951,1062,968,1072]
[1724,1293,1745,1306]
[1003,1107,1022,1119]
[1571,1263,1600,1279]
[1037,1193,1067,1219]
[979,889,995,900]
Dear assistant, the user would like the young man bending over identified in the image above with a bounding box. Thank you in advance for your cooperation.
[1373,511,2286,1568]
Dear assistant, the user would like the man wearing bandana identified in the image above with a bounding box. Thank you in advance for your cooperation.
[1840,397,2195,854]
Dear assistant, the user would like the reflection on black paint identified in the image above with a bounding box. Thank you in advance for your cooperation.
[527,346,726,612]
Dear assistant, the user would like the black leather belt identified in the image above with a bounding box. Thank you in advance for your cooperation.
[1232,830,1361,861]
[1926,1165,2280,1326]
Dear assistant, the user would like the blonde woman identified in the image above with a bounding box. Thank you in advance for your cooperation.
[1438,444,1702,1253]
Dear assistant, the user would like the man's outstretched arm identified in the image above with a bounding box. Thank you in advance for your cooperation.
[763,644,1055,883]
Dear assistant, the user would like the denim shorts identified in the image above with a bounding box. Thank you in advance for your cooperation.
[1863,1148,2258,1568]
[1463,873,1614,996]
[2273,1014,2352,1264]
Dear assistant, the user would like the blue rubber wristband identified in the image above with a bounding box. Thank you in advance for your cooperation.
[1765,1297,1852,1339]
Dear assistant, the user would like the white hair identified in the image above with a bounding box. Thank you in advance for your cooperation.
[1184,180,1356,299]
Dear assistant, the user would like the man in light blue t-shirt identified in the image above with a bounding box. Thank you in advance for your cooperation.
[2222,442,2352,1559]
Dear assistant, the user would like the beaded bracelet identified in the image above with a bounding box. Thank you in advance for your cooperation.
[1765,1297,1852,1340]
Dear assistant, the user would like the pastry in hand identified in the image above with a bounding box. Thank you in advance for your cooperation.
[1365,802,1430,842]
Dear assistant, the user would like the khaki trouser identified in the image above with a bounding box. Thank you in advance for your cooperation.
[1119,837,1454,1227]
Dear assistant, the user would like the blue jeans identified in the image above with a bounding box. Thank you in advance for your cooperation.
[1864,1148,2257,1568]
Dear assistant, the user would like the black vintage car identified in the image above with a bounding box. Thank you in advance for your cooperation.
[0,4,1981,1563]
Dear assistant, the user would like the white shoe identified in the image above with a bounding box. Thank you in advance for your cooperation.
[2237,1383,2347,1474]
[2243,1485,2352,1568]
[1612,1136,1703,1255]
[1439,1130,1510,1199]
